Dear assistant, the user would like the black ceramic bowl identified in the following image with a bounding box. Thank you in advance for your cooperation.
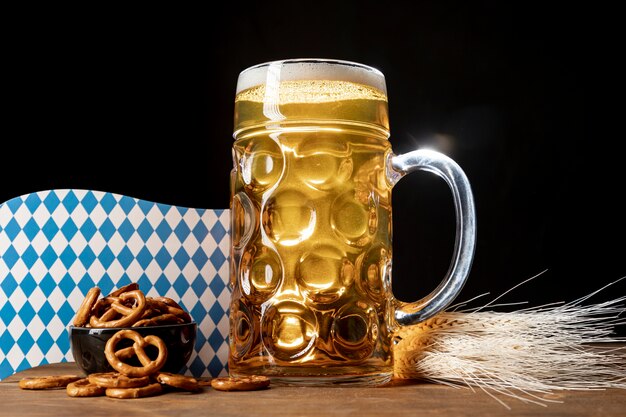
[69,322,197,375]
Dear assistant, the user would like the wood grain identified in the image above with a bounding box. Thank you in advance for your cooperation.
[1,363,624,417]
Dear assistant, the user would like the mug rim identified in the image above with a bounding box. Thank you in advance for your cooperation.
[239,58,384,78]
[236,58,387,96]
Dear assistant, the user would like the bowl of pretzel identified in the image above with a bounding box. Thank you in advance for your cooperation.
[69,283,197,376]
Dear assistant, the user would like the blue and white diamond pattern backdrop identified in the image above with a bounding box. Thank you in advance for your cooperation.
[0,190,231,381]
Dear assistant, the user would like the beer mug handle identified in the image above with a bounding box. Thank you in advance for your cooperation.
[387,149,477,325]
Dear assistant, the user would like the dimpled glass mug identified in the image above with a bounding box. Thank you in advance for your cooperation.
[229,59,476,385]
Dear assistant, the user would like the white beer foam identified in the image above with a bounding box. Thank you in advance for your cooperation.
[236,59,387,95]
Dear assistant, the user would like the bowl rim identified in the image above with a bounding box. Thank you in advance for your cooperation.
[69,322,197,332]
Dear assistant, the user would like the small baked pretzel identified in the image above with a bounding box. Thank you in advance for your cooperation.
[73,287,101,327]
[149,297,192,323]
[152,296,182,308]
[89,296,122,327]
[156,372,200,392]
[138,307,158,320]
[115,346,137,360]
[105,382,163,399]
[105,330,168,377]
[152,297,185,314]
[107,283,139,298]
[196,379,213,387]
[66,378,105,397]
[210,375,270,391]
[91,296,119,315]
[19,375,81,390]
[90,290,146,328]
[133,313,184,327]
[88,372,151,388]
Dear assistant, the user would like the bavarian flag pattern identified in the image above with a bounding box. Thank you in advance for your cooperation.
[0,190,230,380]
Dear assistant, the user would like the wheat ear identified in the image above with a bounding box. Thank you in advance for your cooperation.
[393,277,626,408]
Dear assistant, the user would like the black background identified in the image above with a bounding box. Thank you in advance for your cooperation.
[4,2,625,334]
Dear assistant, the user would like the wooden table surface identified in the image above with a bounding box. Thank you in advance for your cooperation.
[1,362,624,417]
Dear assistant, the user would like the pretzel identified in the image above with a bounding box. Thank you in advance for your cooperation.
[197,379,213,387]
[139,307,159,320]
[88,372,151,388]
[147,298,191,321]
[89,290,146,328]
[210,375,270,391]
[105,383,163,399]
[156,372,200,392]
[104,330,168,377]
[89,296,122,327]
[107,283,139,298]
[152,297,188,317]
[73,284,194,328]
[90,296,120,319]
[19,375,81,390]
[73,287,101,327]
[115,346,137,360]
[66,378,105,397]
[133,313,184,327]
[152,296,183,309]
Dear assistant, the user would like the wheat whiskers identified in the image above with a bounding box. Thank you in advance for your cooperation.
[393,277,626,408]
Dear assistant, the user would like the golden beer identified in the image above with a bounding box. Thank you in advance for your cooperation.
[228,60,476,385]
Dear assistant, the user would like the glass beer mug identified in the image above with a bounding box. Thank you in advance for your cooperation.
[229,59,476,385]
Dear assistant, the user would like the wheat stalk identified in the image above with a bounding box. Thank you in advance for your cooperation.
[393,275,626,408]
